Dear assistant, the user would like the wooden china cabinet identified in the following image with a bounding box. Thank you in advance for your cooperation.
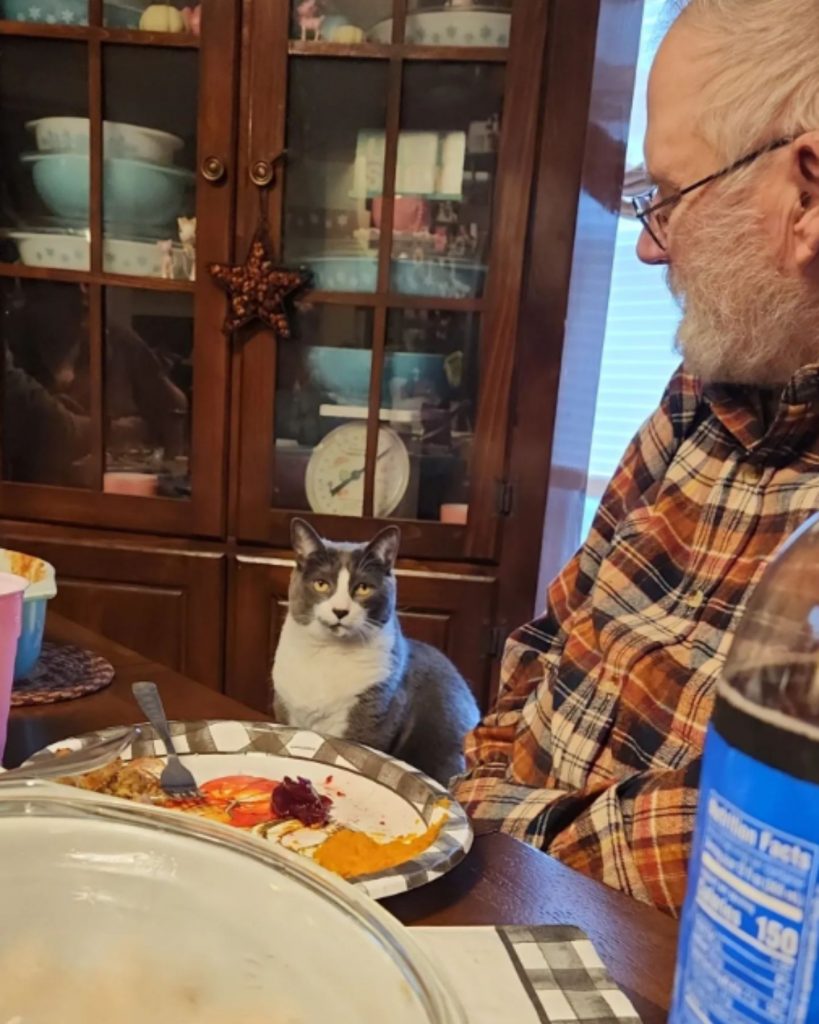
[0,0,640,711]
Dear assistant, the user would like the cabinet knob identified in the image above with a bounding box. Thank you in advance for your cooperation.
[201,155,226,183]
[250,159,274,187]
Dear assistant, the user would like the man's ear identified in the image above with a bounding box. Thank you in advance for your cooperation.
[290,518,324,568]
[792,132,819,270]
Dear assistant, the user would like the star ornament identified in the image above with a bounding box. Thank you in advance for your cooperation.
[208,230,312,339]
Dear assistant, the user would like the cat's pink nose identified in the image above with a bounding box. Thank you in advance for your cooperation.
[333,608,349,620]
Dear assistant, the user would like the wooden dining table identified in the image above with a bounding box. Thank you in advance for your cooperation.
[5,613,679,1022]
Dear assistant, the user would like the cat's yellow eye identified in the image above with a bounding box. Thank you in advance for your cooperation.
[312,579,331,594]
[355,583,373,598]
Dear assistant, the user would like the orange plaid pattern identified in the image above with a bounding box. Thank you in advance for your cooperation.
[454,366,819,916]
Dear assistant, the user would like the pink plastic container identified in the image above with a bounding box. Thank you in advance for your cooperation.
[103,472,158,497]
[0,572,27,762]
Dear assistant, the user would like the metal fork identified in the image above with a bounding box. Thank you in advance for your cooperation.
[131,682,202,800]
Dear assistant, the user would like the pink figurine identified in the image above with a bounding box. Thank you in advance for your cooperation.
[182,5,201,35]
[297,0,324,40]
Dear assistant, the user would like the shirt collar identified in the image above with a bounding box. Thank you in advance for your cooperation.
[704,364,819,462]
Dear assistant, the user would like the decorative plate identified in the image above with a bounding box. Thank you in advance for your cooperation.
[28,721,473,900]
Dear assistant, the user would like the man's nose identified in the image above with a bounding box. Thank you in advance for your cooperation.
[636,226,670,265]
[333,608,349,620]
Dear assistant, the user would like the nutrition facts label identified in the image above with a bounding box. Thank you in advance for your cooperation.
[677,792,819,1024]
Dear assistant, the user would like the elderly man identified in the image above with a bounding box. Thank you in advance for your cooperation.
[453,0,819,917]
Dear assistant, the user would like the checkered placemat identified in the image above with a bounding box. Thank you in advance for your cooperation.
[411,926,642,1023]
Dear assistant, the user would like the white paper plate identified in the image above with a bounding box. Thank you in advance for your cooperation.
[28,721,473,900]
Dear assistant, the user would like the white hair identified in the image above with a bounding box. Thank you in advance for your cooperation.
[674,0,819,163]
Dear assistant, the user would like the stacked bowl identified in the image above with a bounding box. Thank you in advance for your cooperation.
[0,0,149,28]
[14,117,192,277]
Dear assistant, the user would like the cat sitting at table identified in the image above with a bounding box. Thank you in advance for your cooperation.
[272,519,480,787]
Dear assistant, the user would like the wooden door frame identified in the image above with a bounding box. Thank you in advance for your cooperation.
[230,0,550,562]
[0,0,241,540]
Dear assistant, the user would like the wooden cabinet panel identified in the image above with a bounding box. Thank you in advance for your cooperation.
[227,555,497,715]
[0,522,225,690]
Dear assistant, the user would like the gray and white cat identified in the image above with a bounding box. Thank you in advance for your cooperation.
[272,519,480,786]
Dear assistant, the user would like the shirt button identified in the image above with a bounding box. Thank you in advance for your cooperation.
[687,590,705,610]
[742,463,763,483]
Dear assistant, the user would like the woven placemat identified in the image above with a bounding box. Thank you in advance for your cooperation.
[11,642,115,707]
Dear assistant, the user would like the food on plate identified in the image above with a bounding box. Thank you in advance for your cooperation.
[56,757,446,879]
[314,813,447,878]
[272,775,332,826]
[58,755,164,800]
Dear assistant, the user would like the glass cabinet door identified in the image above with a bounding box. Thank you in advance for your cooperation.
[0,1,237,535]
[237,0,543,558]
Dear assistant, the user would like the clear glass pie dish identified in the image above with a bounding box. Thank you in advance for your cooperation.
[0,780,465,1024]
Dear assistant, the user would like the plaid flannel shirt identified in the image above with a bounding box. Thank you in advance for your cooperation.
[453,365,819,916]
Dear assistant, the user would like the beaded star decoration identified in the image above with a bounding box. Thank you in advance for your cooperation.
[208,224,312,339]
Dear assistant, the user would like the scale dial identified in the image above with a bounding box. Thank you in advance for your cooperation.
[305,423,410,518]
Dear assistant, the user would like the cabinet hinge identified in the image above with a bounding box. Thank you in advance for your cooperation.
[496,479,514,517]
[486,625,505,660]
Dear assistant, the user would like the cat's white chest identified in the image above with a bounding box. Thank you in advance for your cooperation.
[272,616,393,736]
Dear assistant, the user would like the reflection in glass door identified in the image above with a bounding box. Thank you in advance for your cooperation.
[0,38,89,271]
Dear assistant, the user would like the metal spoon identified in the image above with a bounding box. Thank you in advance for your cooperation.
[0,726,139,781]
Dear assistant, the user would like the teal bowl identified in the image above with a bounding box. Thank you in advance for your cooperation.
[21,153,194,232]
[0,0,146,27]
[0,550,57,681]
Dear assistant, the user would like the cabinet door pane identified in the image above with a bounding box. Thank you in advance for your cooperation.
[1,280,92,487]
[0,39,89,270]
[104,287,193,499]
[390,62,503,299]
[403,2,512,47]
[273,304,374,517]
[382,308,479,523]
[102,46,198,279]
[290,1,391,42]
[283,59,389,292]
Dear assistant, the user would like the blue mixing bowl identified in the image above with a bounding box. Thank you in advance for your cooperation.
[21,153,194,232]
[302,255,485,298]
[307,346,449,406]
[0,550,57,681]
[0,0,145,26]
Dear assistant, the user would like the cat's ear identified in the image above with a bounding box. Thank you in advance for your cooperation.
[365,526,401,572]
[290,518,324,566]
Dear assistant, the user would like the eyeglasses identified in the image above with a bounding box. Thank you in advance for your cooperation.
[631,136,794,251]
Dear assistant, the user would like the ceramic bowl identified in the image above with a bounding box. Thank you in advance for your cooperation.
[21,153,194,231]
[27,118,184,166]
[392,258,486,299]
[0,0,146,27]
[0,784,464,1024]
[369,7,511,47]
[303,255,485,298]
[10,232,184,278]
[307,346,449,406]
[305,254,380,292]
[0,550,56,681]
